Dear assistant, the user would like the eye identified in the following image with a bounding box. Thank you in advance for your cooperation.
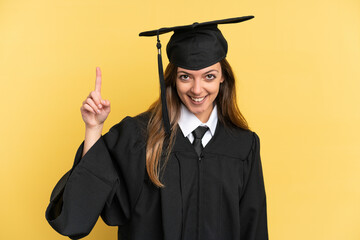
[179,75,190,81]
[205,74,216,80]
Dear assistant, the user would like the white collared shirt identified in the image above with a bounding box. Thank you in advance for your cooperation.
[177,104,218,147]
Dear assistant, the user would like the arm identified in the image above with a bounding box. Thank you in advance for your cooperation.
[45,117,145,239]
[45,67,118,239]
[239,132,269,240]
[46,133,118,239]
[82,124,103,157]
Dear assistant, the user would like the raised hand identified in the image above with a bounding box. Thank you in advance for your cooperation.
[80,67,111,128]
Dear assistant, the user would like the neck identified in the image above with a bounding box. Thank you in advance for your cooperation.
[195,104,215,123]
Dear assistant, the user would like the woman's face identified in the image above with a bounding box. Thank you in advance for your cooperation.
[176,62,224,123]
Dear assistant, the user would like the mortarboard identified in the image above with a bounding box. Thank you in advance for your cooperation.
[139,16,254,135]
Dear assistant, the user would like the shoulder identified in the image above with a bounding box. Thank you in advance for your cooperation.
[232,127,260,160]
[216,122,260,159]
[104,111,151,148]
[109,111,150,133]
[222,123,259,145]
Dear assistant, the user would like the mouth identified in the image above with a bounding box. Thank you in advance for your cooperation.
[189,95,207,104]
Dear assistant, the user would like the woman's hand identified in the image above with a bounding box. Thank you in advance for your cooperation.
[80,67,111,129]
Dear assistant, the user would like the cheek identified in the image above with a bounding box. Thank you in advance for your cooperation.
[209,83,221,95]
[175,81,188,96]
[175,86,190,105]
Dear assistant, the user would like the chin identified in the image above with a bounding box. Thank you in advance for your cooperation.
[187,103,211,115]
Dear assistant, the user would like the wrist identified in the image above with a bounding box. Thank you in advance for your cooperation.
[84,124,103,143]
[85,123,104,131]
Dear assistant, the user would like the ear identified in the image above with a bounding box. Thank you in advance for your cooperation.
[220,76,224,83]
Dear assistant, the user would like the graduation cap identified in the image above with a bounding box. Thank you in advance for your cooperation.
[139,16,254,135]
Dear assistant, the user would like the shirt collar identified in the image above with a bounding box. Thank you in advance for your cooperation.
[178,103,218,137]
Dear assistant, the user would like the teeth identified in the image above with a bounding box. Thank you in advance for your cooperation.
[191,96,205,102]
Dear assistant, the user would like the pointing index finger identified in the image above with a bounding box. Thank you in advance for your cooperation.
[95,67,102,94]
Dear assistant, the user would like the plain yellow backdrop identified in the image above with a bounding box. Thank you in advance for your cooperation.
[1,0,359,239]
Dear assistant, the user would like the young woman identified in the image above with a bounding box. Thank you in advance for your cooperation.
[46,16,268,240]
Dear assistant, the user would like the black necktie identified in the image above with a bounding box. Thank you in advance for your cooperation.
[192,126,209,158]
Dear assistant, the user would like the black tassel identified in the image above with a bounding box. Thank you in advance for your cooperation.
[156,30,171,135]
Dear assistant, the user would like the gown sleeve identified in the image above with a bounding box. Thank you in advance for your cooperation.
[45,116,145,240]
[239,132,269,240]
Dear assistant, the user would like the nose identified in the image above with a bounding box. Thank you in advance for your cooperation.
[191,78,202,95]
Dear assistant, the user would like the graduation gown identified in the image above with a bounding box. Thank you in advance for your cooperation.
[45,112,268,240]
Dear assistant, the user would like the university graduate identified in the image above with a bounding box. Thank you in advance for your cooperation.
[45,16,269,240]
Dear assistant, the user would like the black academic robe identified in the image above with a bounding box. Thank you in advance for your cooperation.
[45,112,268,240]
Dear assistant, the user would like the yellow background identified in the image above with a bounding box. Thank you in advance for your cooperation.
[1,0,359,239]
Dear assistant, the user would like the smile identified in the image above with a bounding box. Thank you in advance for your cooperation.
[189,95,207,104]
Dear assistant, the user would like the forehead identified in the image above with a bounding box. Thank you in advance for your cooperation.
[177,62,221,74]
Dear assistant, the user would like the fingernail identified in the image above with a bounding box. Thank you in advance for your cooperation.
[98,104,102,108]
[97,110,101,114]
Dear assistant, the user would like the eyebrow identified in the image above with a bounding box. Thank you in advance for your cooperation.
[177,69,219,75]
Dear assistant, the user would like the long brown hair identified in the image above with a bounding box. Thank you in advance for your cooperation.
[146,58,249,187]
